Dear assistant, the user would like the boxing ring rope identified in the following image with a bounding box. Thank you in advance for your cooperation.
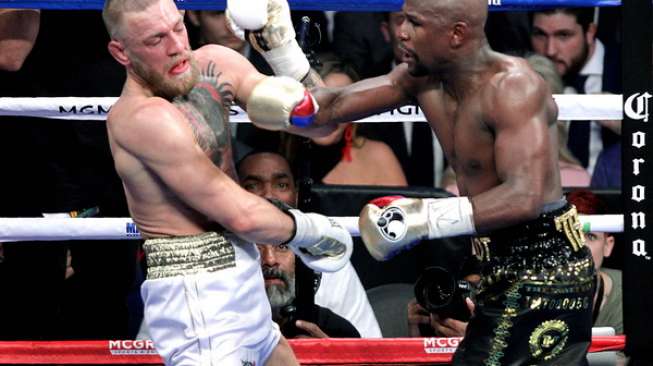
[0,94,624,122]
[0,337,627,364]
[0,0,623,11]
[0,0,637,364]
[0,214,625,242]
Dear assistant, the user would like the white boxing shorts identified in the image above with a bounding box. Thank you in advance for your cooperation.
[141,232,281,366]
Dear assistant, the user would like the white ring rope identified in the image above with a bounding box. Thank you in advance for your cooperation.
[0,215,624,242]
[0,94,623,122]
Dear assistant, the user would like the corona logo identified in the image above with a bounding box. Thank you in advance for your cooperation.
[624,92,652,122]
[633,239,648,258]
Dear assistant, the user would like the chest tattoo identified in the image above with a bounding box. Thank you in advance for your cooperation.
[173,62,235,169]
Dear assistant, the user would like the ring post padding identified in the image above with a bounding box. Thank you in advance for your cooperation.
[0,0,621,11]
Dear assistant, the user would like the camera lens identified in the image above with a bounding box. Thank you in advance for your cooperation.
[415,266,456,312]
[414,266,472,321]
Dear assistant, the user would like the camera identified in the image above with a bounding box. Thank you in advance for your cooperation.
[414,266,474,322]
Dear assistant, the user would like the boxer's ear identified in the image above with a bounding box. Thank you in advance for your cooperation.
[108,40,129,67]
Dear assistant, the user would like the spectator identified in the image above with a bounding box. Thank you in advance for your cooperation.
[530,7,621,175]
[237,150,383,338]
[257,241,360,338]
[1,10,137,341]
[567,189,622,334]
[308,55,407,186]
[590,142,621,189]
[407,268,479,338]
[186,10,247,54]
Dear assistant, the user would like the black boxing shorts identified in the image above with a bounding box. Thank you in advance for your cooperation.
[452,200,595,366]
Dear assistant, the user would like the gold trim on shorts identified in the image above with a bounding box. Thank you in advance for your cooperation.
[144,231,236,279]
[554,205,585,252]
[473,205,586,263]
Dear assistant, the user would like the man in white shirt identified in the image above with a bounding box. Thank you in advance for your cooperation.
[237,150,382,338]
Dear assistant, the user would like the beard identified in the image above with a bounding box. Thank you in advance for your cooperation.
[562,40,590,81]
[406,53,430,77]
[262,266,295,309]
[132,53,200,100]
[408,61,430,77]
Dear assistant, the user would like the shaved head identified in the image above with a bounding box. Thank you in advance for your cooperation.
[102,0,161,39]
[418,0,487,36]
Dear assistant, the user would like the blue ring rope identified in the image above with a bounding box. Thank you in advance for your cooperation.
[0,0,621,11]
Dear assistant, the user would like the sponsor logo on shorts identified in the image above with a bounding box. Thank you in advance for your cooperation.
[423,337,461,354]
[241,361,256,366]
[108,340,158,355]
[528,320,569,361]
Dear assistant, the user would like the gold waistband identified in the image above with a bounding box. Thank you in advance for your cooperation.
[143,232,236,279]
[472,205,586,263]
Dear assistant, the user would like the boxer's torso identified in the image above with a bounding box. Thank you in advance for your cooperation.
[108,50,240,238]
[417,55,561,203]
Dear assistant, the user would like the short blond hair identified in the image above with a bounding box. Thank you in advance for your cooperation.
[102,0,159,39]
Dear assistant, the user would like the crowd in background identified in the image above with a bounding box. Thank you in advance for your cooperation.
[0,4,623,346]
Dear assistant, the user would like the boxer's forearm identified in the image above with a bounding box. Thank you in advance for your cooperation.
[300,68,324,89]
[0,9,40,71]
[312,73,410,127]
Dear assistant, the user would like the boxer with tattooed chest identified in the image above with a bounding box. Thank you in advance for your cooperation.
[102,0,352,365]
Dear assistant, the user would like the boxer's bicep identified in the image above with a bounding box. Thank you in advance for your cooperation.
[492,72,552,192]
[196,44,265,109]
[482,71,555,224]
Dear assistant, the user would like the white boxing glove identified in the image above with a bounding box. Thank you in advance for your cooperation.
[359,196,476,261]
[285,209,353,273]
[225,0,268,30]
[226,0,310,81]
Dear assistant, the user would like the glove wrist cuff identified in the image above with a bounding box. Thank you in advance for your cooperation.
[286,209,316,247]
[424,197,476,239]
[263,40,310,81]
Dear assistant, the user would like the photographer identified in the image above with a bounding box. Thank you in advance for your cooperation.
[407,265,479,338]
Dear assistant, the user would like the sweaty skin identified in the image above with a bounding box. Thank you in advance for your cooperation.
[311,0,561,233]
